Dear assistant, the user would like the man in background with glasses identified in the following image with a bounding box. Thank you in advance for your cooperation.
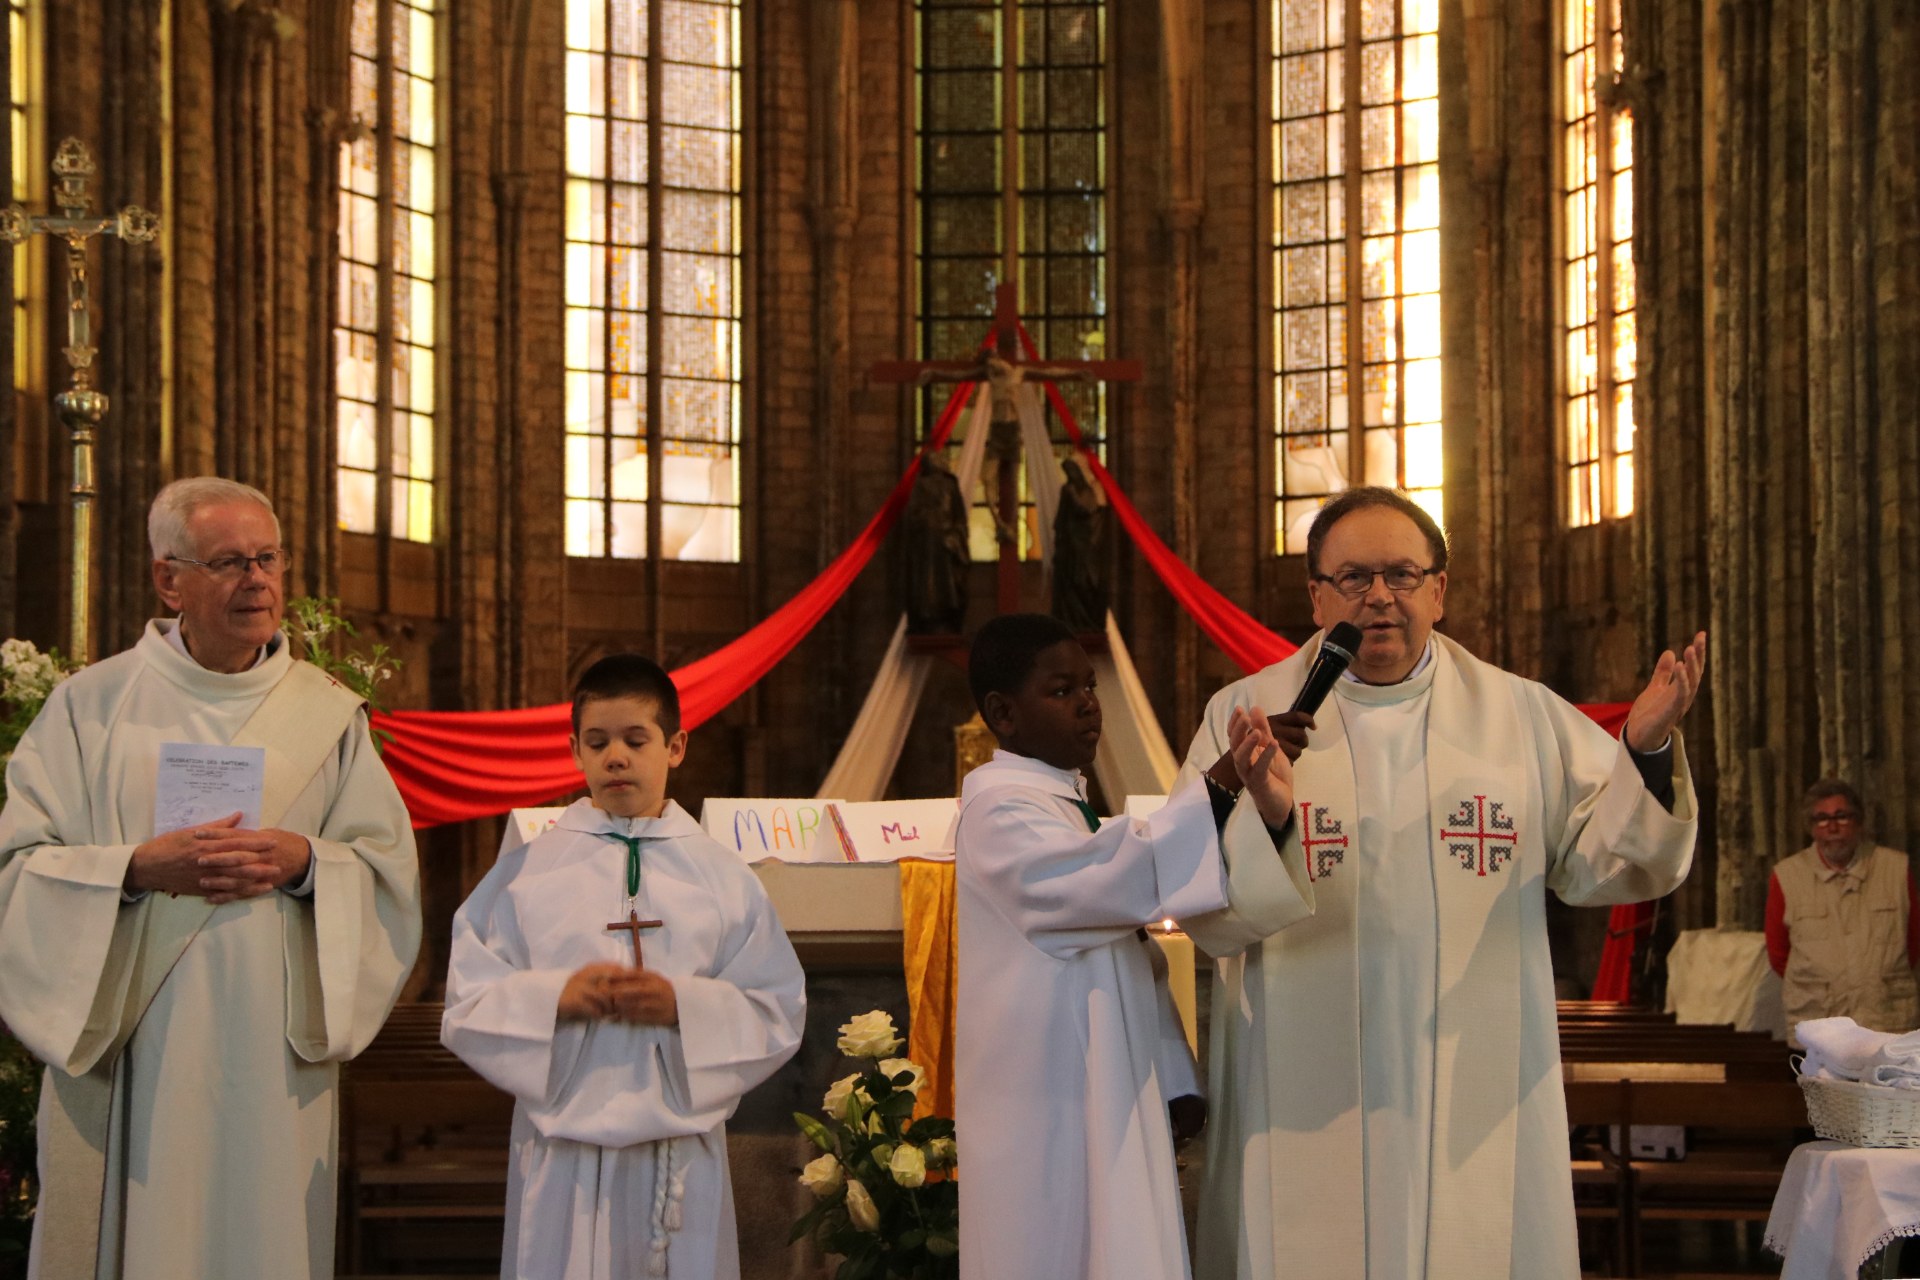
[0,476,421,1279]
[1767,779,1920,1041]
[1178,485,1707,1280]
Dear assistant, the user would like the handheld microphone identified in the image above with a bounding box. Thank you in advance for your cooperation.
[1289,621,1364,717]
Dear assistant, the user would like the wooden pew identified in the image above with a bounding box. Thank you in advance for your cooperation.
[338,1003,514,1276]
[1557,1004,1801,1277]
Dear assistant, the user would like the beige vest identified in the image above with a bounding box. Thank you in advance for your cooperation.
[1777,843,1920,1035]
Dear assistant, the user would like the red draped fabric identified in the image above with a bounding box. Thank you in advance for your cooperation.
[373,319,1645,833]
[371,381,977,828]
[1592,901,1656,1002]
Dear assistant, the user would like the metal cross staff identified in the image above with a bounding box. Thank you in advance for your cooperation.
[0,137,160,663]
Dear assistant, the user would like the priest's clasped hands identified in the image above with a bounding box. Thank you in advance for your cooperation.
[122,811,314,903]
[557,961,680,1026]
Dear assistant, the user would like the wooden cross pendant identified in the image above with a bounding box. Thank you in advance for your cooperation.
[606,908,664,968]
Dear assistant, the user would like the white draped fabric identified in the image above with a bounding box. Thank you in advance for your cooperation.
[1015,382,1062,571]
[1090,612,1178,803]
[816,618,931,803]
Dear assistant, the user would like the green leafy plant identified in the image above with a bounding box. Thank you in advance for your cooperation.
[283,596,400,706]
[791,1010,958,1280]
[0,640,73,1273]
[0,639,79,772]
[283,597,401,748]
[0,1028,36,1270]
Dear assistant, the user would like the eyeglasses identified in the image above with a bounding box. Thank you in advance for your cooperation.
[1811,812,1860,827]
[1312,564,1440,598]
[167,549,291,582]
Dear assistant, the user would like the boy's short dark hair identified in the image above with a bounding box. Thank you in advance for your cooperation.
[968,613,1078,715]
[571,653,682,737]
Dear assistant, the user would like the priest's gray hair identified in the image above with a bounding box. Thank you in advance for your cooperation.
[148,477,281,561]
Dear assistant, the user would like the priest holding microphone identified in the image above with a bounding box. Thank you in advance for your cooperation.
[1179,486,1707,1280]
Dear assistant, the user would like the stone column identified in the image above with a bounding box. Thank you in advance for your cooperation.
[1159,0,1202,734]
[1699,0,1920,928]
[808,0,858,736]
[1624,0,1715,930]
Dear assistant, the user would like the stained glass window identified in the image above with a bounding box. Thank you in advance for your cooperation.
[1563,0,1634,525]
[1271,0,1442,555]
[335,0,438,542]
[916,0,1107,562]
[9,0,40,434]
[564,0,743,561]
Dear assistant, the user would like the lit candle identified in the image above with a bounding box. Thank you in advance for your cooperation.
[1151,922,1198,1055]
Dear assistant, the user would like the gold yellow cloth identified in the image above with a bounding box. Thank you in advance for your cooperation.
[898,858,958,1122]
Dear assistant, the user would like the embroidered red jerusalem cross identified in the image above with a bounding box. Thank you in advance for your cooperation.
[1441,795,1518,876]
[1299,802,1349,881]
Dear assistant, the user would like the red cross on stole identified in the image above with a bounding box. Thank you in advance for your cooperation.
[1440,795,1519,877]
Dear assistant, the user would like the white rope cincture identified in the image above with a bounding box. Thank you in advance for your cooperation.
[647,1136,688,1276]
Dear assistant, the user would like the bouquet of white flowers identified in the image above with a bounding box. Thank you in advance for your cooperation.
[0,637,75,763]
[792,1010,958,1280]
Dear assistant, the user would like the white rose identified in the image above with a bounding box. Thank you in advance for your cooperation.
[798,1153,845,1199]
[822,1073,866,1122]
[845,1178,880,1231]
[837,1010,902,1059]
[889,1143,927,1189]
[925,1136,957,1169]
[878,1057,925,1097]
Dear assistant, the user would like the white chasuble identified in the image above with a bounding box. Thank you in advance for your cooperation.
[952,751,1306,1280]
[0,620,421,1280]
[442,798,805,1280]
[1179,633,1697,1280]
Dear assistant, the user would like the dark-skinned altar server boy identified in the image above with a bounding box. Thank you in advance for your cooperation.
[952,613,1302,1280]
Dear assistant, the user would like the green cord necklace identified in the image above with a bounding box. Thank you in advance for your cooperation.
[619,834,642,899]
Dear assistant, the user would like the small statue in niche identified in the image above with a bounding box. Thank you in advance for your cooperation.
[904,449,971,634]
[1050,454,1111,633]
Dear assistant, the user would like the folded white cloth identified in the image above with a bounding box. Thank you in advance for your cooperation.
[1796,1017,1897,1081]
[1865,1030,1920,1089]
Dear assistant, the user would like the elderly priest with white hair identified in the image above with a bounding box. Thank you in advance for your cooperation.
[0,477,421,1279]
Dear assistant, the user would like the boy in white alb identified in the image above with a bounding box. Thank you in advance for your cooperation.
[953,614,1305,1280]
[443,654,806,1279]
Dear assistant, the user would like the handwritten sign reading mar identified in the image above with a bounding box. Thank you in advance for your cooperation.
[827,798,958,862]
[701,798,846,863]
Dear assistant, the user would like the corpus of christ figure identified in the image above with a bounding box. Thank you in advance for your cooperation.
[870,283,1140,615]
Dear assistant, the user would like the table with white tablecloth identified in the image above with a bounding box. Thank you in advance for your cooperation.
[1766,1141,1920,1279]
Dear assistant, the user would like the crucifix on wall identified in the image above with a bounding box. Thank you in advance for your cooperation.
[871,283,1140,619]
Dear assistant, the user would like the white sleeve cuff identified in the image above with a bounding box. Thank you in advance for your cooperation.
[280,842,318,898]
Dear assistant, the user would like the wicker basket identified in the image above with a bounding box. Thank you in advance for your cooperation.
[1800,1075,1920,1148]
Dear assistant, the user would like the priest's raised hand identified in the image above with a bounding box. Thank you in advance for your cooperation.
[1624,629,1709,753]
[1229,703,1295,828]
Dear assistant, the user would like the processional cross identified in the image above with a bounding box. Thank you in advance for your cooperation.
[0,137,161,663]
[870,283,1141,616]
[606,908,665,968]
